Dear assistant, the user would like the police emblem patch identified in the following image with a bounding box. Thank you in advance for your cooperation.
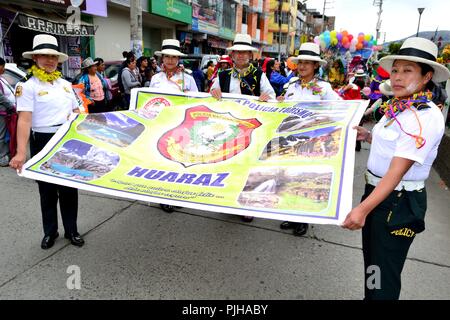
[15,85,23,97]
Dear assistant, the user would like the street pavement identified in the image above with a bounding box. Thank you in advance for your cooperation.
[0,141,449,300]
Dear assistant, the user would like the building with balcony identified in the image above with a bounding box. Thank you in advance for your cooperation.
[234,0,269,57]
[263,0,297,59]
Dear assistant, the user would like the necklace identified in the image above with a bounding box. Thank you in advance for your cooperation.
[163,66,185,92]
[300,78,324,96]
[29,65,62,83]
[230,64,258,95]
[379,91,433,149]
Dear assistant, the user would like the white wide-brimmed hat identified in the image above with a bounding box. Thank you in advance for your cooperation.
[23,34,68,63]
[291,43,327,66]
[81,57,98,69]
[154,39,186,57]
[354,69,367,77]
[379,37,450,83]
[379,79,393,96]
[227,34,258,52]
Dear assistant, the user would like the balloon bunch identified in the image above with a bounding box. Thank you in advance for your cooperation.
[314,30,381,52]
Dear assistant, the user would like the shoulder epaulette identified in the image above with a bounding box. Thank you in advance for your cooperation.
[20,73,33,83]
[417,103,431,111]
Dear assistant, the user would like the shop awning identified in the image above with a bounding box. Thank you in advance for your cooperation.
[1,5,95,37]
[17,12,95,37]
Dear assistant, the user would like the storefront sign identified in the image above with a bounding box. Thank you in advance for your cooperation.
[18,13,95,36]
[30,0,86,10]
[83,0,107,17]
[149,0,192,24]
[192,3,221,36]
[219,28,235,40]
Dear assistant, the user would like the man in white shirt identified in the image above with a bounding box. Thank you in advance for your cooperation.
[210,34,275,101]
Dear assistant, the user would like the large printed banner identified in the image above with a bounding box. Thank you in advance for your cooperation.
[21,89,367,225]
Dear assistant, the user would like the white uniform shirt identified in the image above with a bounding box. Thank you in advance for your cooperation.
[149,71,198,92]
[16,77,78,133]
[210,69,276,100]
[284,80,342,101]
[367,101,444,181]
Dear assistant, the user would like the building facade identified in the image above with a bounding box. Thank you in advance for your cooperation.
[263,0,297,59]
[0,0,104,78]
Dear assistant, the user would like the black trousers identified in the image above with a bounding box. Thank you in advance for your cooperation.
[89,99,108,113]
[30,131,78,237]
[361,184,425,300]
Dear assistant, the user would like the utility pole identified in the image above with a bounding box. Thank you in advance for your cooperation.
[286,10,290,57]
[278,0,282,61]
[320,0,333,34]
[373,0,383,44]
[416,8,425,37]
[130,0,143,58]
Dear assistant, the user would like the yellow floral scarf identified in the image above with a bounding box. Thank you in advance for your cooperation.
[29,65,62,83]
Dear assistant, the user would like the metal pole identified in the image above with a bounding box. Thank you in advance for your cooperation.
[374,0,383,44]
[130,0,143,58]
[416,8,425,37]
[287,10,290,56]
[278,0,282,60]
[321,0,326,34]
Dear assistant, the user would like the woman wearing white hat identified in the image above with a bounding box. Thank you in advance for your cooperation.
[342,37,450,300]
[149,39,198,92]
[148,39,198,213]
[10,34,84,249]
[210,33,275,102]
[279,42,342,102]
[279,42,341,237]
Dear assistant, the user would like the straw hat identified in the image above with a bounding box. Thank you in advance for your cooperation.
[81,57,98,69]
[291,43,327,66]
[354,69,367,77]
[379,80,393,96]
[227,34,258,52]
[379,37,450,83]
[22,34,68,63]
[154,39,186,57]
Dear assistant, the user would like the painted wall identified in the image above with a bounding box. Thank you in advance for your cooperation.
[93,6,131,60]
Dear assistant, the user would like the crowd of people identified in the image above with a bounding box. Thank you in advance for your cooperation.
[1,31,449,301]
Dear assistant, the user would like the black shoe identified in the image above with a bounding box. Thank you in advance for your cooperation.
[293,223,309,236]
[64,233,85,247]
[280,221,298,230]
[41,232,59,249]
[241,216,254,222]
[160,204,176,213]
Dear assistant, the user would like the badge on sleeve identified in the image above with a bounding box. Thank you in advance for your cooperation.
[15,85,23,97]
[63,86,71,93]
